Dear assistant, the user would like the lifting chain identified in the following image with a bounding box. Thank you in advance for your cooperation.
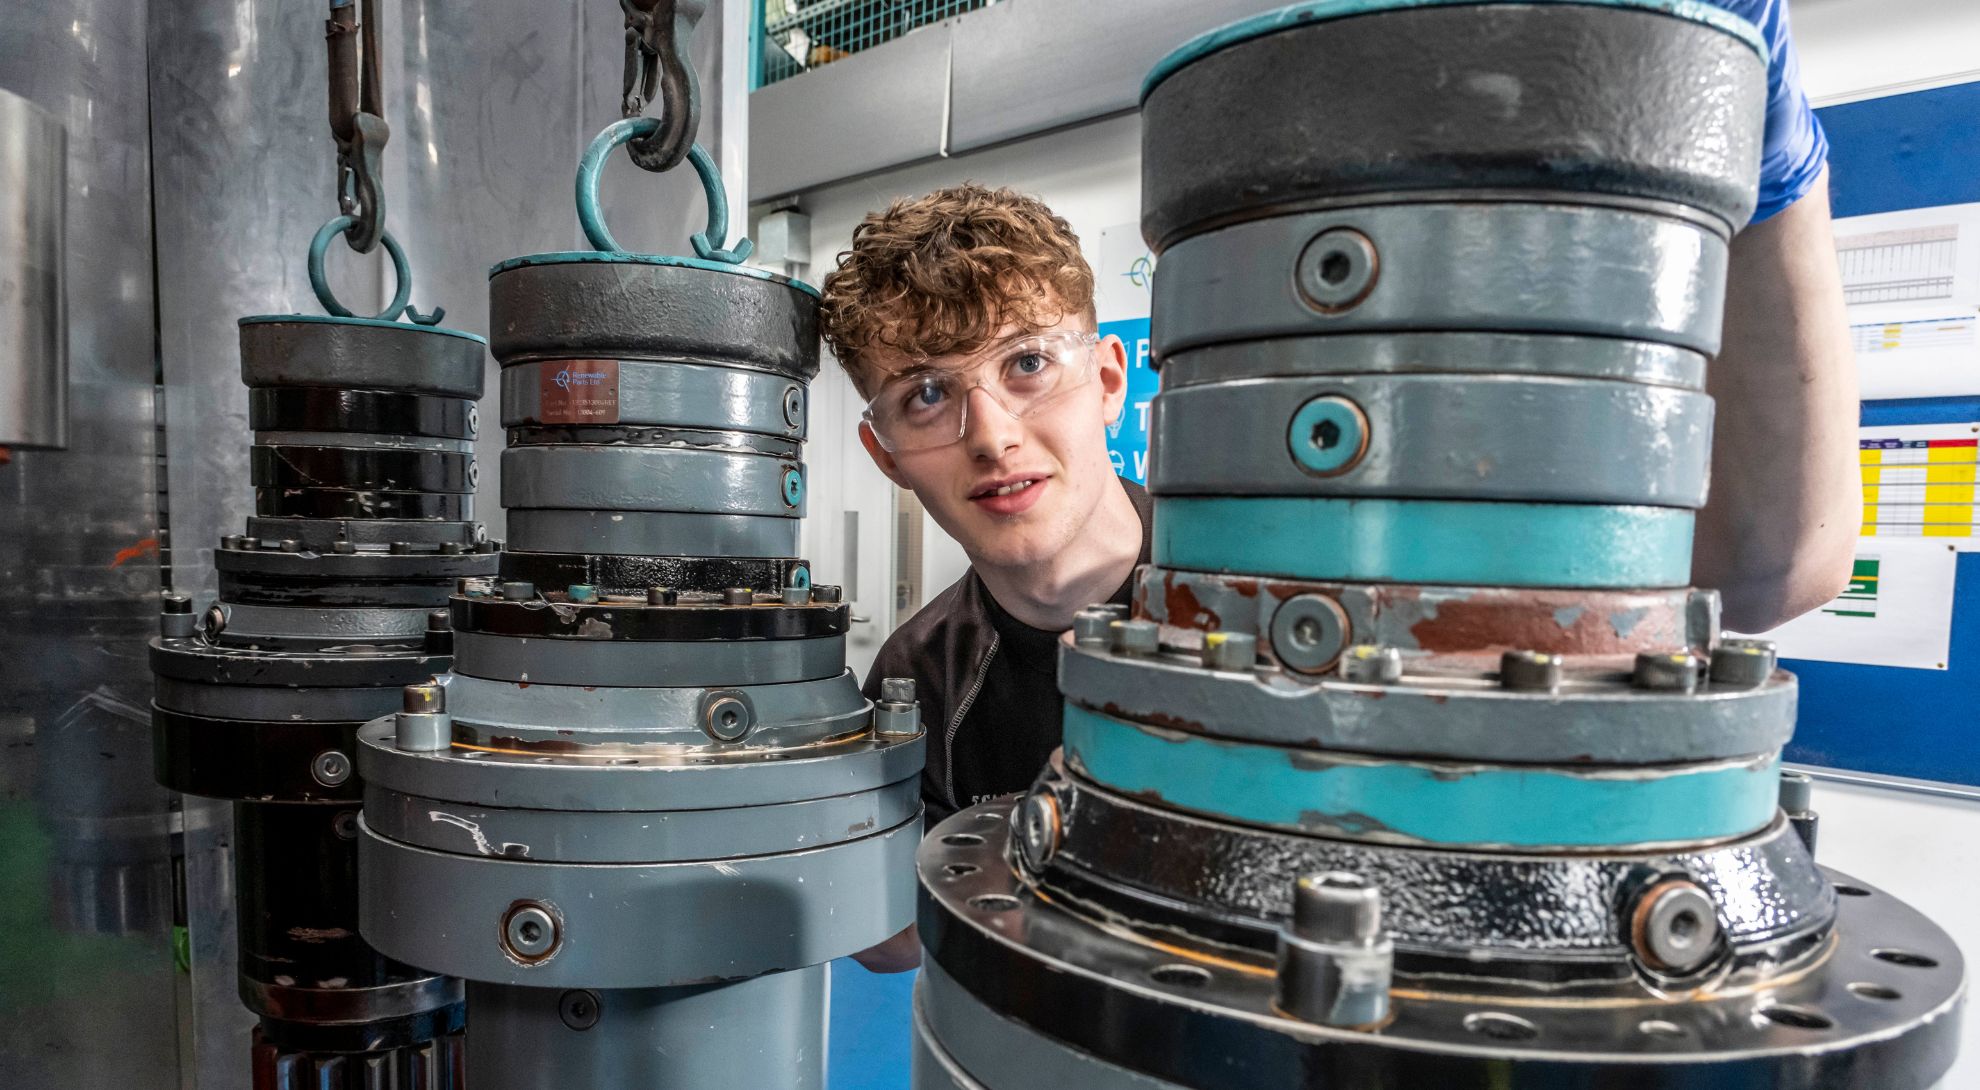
[325,0,389,254]
[619,0,704,173]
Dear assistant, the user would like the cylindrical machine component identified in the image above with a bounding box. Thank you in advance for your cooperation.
[153,315,497,1088]
[0,86,67,450]
[912,3,1964,1088]
[358,243,924,1087]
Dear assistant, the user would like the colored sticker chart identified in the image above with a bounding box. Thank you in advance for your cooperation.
[1736,538,1957,672]
[1860,422,1980,547]
[1832,202,1980,399]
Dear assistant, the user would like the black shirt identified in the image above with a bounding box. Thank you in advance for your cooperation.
[862,478,1153,826]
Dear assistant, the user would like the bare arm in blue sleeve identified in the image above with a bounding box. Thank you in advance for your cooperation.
[1692,0,1860,632]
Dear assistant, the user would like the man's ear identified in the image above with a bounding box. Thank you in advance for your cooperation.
[1097,334,1130,426]
[858,420,913,489]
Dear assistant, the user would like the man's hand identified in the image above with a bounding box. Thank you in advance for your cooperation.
[852,923,922,974]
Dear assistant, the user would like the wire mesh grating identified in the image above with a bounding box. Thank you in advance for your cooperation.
[757,0,993,86]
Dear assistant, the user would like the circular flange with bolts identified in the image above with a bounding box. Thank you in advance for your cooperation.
[1269,594,1350,674]
[1285,395,1369,476]
[312,749,354,787]
[1295,228,1379,313]
[502,902,560,963]
[1631,878,1724,976]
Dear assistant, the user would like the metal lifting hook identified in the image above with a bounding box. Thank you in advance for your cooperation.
[326,0,389,254]
[620,0,705,173]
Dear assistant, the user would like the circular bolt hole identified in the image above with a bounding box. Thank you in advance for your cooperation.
[975,811,1004,821]
[942,833,985,847]
[1638,1019,1686,1039]
[943,863,979,877]
[1318,250,1352,285]
[1872,948,1940,969]
[559,989,602,1032]
[1668,910,1701,942]
[968,894,1020,913]
[519,920,542,943]
[1464,1012,1540,1042]
[1757,1004,1834,1030]
[1848,982,1902,1001]
[1834,884,1871,897]
[609,758,638,766]
[1148,964,1211,988]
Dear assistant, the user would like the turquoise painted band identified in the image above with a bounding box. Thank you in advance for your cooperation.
[1063,706,1780,850]
[1153,496,1695,587]
[486,251,821,299]
[1142,0,1765,101]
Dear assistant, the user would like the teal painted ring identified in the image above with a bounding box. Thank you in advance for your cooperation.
[235,313,486,344]
[1063,706,1780,850]
[307,215,414,322]
[485,250,820,299]
[1142,0,1765,101]
[1287,395,1369,476]
[1154,496,1694,587]
[575,119,753,264]
[782,468,805,508]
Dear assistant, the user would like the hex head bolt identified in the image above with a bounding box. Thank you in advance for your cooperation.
[1202,631,1259,672]
[646,586,678,606]
[395,680,453,753]
[1338,644,1403,685]
[722,586,755,606]
[1012,790,1062,874]
[1500,650,1564,693]
[1111,619,1161,656]
[498,580,537,601]
[1709,637,1778,688]
[1072,607,1120,650]
[1780,770,1819,855]
[1275,872,1393,1028]
[1630,879,1722,976]
[875,676,921,735]
[159,592,195,639]
[1633,650,1702,694]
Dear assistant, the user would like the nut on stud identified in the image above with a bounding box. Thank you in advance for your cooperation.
[566,584,599,604]
[1201,631,1259,672]
[1499,650,1563,693]
[646,586,678,606]
[875,677,921,734]
[1633,650,1702,693]
[1709,637,1777,688]
[395,681,452,752]
[1111,619,1160,656]
[498,580,537,601]
[722,586,755,606]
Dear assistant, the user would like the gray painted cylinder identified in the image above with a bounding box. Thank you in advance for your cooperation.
[466,968,827,1089]
[0,86,65,450]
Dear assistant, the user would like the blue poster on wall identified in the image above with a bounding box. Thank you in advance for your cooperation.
[1102,317,1155,484]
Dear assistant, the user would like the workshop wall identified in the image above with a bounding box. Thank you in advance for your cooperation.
[775,5,1980,1083]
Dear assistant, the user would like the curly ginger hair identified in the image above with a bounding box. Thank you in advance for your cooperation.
[819,184,1096,395]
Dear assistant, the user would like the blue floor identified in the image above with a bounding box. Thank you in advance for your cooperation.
[828,958,917,1090]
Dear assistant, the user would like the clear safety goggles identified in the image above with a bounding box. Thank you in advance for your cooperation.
[861,330,1102,453]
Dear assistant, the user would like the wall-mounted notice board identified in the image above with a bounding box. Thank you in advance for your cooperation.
[1775,81,1980,793]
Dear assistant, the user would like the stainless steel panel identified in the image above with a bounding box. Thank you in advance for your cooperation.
[0,87,65,450]
[749,23,950,200]
[0,2,180,1089]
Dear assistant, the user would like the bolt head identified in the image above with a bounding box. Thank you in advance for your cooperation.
[310,749,353,787]
[781,585,811,606]
[702,694,754,741]
[160,592,192,614]
[646,586,678,606]
[1499,650,1564,693]
[1111,619,1160,656]
[1633,650,1702,693]
[880,677,916,705]
[1072,608,1117,649]
[503,904,559,960]
[1778,770,1814,814]
[1632,880,1721,975]
[722,587,754,606]
[1013,791,1062,873]
[812,585,844,604]
[332,541,358,554]
[1709,638,1777,688]
[1293,872,1383,945]
[440,542,466,555]
[1338,644,1403,684]
[1270,595,1350,675]
[559,989,603,1031]
[403,681,445,714]
[498,581,537,601]
[1202,631,1259,672]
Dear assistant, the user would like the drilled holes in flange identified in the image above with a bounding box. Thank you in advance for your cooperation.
[968,894,1021,913]
[1638,1019,1686,1039]
[1463,1012,1540,1042]
[942,833,985,847]
[1872,948,1941,969]
[1848,982,1903,1001]
[1149,964,1211,988]
[1834,884,1872,897]
[1756,1004,1835,1031]
[942,863,980,878]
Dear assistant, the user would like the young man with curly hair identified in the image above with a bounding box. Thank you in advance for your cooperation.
[829,0,1854,972]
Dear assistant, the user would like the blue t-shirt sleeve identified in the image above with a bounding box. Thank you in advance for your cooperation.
[1703,0,1829,223]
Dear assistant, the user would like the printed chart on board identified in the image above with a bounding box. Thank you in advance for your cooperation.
[1833,202,1980,398]
[1736,536,1957,671]
[1095,222,1156,484]
[1859,422,1980,546]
